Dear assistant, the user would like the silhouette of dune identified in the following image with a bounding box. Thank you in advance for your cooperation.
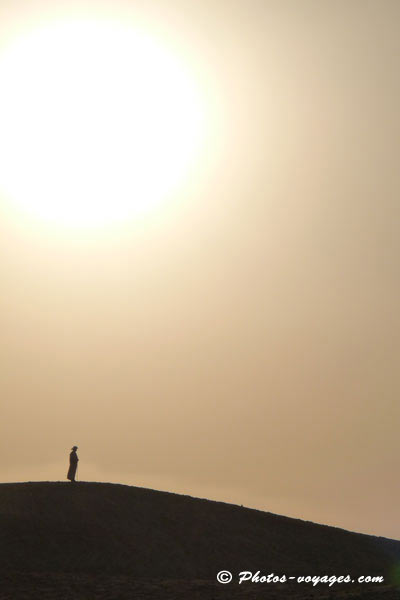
[0,481,399,599]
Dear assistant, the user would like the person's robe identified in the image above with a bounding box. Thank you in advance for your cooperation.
[67,451,78,481]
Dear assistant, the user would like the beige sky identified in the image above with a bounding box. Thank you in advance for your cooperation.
[1,0,399,539]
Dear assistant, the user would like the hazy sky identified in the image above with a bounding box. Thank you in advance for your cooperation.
[1,0,399,540]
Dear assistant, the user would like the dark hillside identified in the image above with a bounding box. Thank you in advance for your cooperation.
[0,481,399,583]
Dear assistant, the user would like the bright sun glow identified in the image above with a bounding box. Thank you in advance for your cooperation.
[0,19,205,227]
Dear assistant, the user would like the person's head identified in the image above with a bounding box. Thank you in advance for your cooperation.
[71,446,78,451]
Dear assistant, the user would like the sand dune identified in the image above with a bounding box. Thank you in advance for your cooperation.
[0,481,399,598]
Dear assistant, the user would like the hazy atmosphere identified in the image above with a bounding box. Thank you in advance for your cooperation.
[1,0,399,541]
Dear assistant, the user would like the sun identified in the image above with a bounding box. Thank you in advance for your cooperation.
[0,19,205,227]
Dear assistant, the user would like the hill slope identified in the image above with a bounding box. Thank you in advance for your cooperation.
[0,481,399,582]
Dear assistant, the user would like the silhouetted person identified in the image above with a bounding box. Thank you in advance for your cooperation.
[67,446,79,482]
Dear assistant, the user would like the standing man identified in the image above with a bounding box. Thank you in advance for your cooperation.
[67,446,79,482]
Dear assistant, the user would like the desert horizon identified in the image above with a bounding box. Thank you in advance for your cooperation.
[2,468,397,542]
